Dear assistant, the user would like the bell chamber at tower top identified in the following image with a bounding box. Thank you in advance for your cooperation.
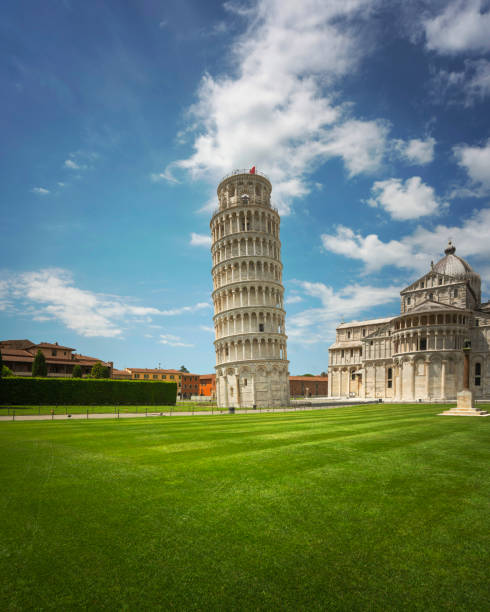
[216,169,273,213]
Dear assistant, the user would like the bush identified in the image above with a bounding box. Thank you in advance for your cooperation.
[72,365,83,378]
[32,350,48,377]
[2,365,13,378]
[0,378,177,406]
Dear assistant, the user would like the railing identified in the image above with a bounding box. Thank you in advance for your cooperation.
[220,169,270,182]
[211,204,279,220]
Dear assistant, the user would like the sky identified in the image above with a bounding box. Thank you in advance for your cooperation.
[1,0,490,375]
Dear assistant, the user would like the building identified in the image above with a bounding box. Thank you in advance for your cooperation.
[328,242,490,401]
[198,374,216,398]
[211,169,290,408]
[125,368,183,395]
[181,373,200,399]
[0,340,112,377]
[290,376,328,397]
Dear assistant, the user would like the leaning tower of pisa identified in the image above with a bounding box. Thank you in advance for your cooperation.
[210,169,290,408]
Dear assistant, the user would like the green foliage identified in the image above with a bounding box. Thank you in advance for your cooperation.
[179,365,189,373]
[32,350,48,377]
[2,365,13,378]
[0,350,3,379]
[302,373,314,377]
[0,378,177,406]
[91,362,110,378]
[72,364,83,378]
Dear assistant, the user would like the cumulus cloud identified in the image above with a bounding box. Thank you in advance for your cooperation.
[31,187,50,195]
[285,295,303,304]
[64,159,80,170]
[287,281,399,344]
[159,334,194,347]
[190,232,212,247]
[424,0,490,54]
[454,139,490,193]
[160,0,390,214]
[394,137,435,165]
[2,268,211,337]
[321,207,490,273]
[366,176,445,220]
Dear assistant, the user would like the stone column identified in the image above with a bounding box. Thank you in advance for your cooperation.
[410,359,416,400]
[424,359,430,400]
[440,359,446,400]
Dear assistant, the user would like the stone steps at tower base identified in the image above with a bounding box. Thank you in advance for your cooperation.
[439,408,489,417]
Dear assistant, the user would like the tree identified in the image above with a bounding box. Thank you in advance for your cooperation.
[302,373,314,377]
[72,364,83,378]
[179,365,189,373]
[32,349,48,377]
[0,350,3,379]
[90,362,110,379]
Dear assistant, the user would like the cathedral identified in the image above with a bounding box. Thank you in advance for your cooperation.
[328,242,490,401]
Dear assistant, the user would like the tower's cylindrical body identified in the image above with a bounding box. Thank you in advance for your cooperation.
[210,170,290,408]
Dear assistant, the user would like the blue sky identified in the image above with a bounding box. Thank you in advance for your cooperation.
[1,0,490,374]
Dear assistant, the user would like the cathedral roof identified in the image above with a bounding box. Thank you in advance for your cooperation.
[432,241,478,280]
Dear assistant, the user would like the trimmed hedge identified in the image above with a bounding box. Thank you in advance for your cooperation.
[0,377,177,406]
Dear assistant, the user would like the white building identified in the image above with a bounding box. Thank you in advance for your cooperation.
[328,242,490,401]
[211,169,290,407]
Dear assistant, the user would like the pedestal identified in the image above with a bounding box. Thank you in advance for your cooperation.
[439,390,489,416]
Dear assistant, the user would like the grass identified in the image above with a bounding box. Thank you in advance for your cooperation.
[0,404,488,610]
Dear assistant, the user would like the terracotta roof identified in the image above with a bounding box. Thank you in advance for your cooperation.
[0,348,33,358]
[36,342,75,351]
[127,368,182,374]
[290,376,328,381]
[200,374,216,380]
[0,339,36,350]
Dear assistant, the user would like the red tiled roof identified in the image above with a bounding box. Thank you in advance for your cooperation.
[0,339,36,350]
[290,376,328,381]
[127,368,182,374]
[0,348,33,358]
[199,374,216,380]
[35,342,75,351]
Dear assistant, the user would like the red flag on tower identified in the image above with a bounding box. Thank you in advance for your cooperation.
[250,166,256,174]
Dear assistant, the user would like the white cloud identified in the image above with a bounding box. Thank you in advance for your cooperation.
[2,269,212,337]
[366,176,445,220]
[285,295,303,304]
[287,281,399,344]
[151,168,178,184]
[200,325,215,333]
[31,187,50,195]
[161,0,389,214]
[159,334,194,347]
[424,0,490,54]
[394,137,435,165]
[64,159,80,170]
[454,139,490,193]
[433,59,490,106]
[160,302,211,316]
[321,207,490,273]
[190,232,212,247]
[57,182,66,188]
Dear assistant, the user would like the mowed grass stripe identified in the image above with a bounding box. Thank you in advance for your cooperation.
[0,404,488,610]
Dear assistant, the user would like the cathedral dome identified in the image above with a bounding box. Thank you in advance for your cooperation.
[432,241,478,280]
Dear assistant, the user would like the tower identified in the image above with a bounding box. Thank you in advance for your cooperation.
[210,169,290,408]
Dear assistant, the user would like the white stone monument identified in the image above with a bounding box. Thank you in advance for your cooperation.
[210,169,290,408]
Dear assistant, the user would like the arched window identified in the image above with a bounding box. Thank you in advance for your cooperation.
[387,368,393,388]
[475,363,481,386]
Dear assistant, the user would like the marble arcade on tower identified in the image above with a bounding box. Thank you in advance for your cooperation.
[210,169,290,408]
[329,242,490,401]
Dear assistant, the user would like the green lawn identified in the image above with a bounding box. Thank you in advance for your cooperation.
[0,404,488,610]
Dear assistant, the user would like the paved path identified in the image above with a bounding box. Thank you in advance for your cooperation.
[0,403,371,422]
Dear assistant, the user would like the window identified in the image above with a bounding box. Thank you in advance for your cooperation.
[419,338,427,351]
[162,375,166,379]
[439,277,442,285]
[370,341,374,346]
[134,374,140,379]
[360,347,362,357]
[170,375,174,379]
[429,293,434,300]
[407,297,411,305]
[341,349,344,358]
[351,371,356,380]
[453,288,458,297]
[153,375,158,379]
[475,363,481,386]
[387,367,393,388]
[350,349,354,357]
[52,350,57,356]
[144,374,149,379]
[243,378,247,386]
[347,331,351,339]
[475,319,479,326]
[362,329,366,337]
[259,323,264,332]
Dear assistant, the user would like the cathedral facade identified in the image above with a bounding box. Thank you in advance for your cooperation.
[328,243,490,401]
